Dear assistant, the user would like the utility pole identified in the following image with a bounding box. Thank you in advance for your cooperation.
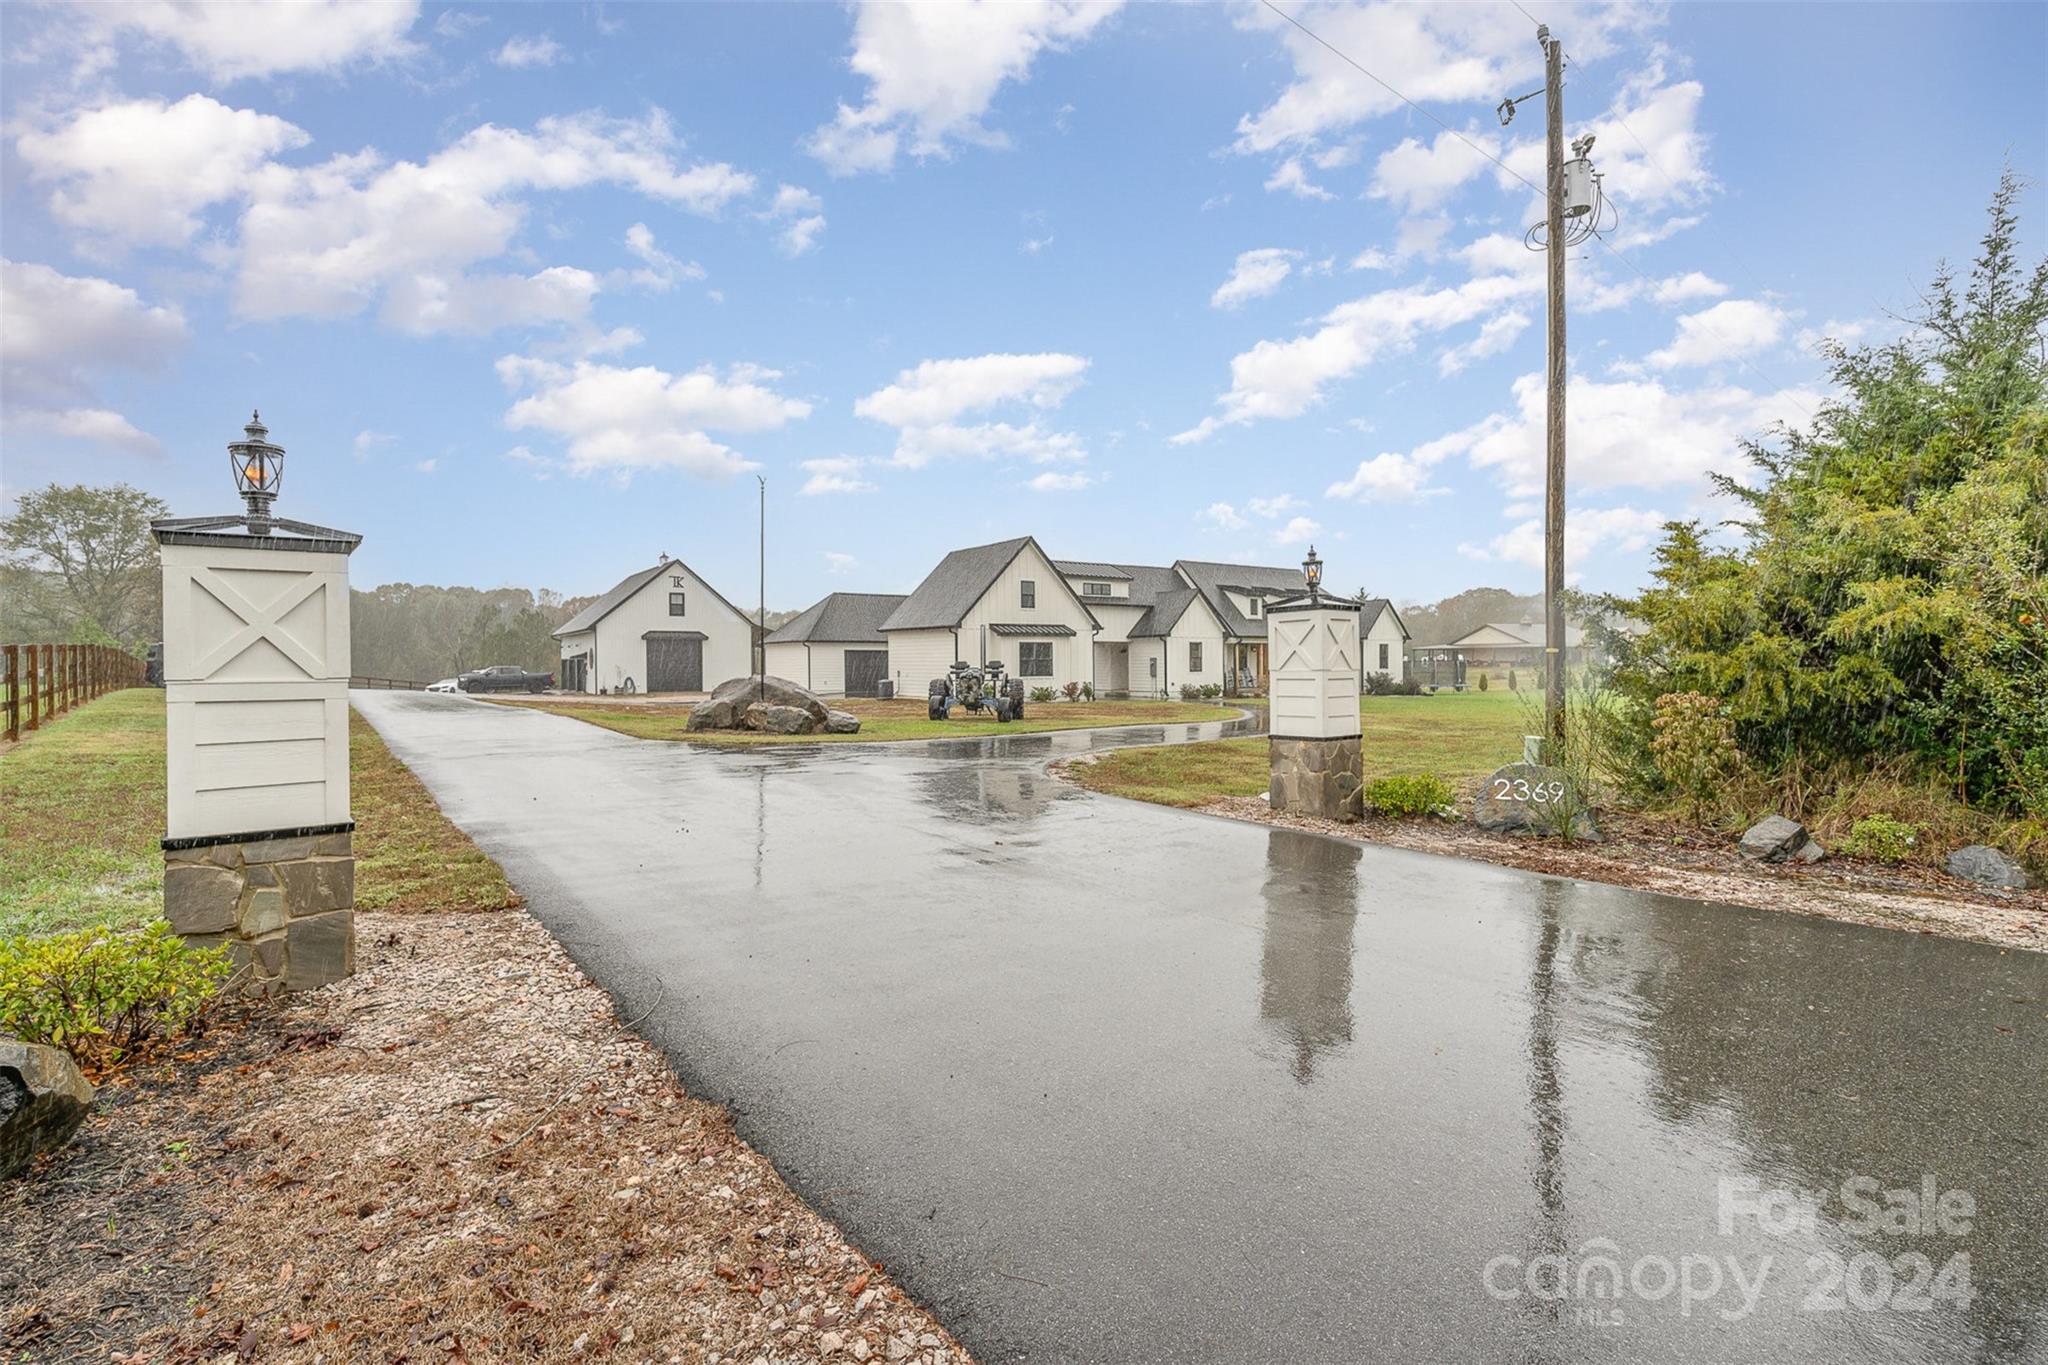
[756,475,766,699]
[1540,24,1567,755]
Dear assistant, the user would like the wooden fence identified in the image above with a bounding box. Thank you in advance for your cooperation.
[348,676,427,690]
[2,643,147,742]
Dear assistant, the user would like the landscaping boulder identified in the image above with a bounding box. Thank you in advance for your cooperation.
[1471,762,1597,840]
[743,702,818,734]
[688,675,829,732]
[1946,844,2032,890]
[1,1038,95,1179]
[1738,814,1821,864]
[824,708,861,734]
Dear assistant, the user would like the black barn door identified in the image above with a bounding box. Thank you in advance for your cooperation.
[645,634,704,692]
[843,649,888,697]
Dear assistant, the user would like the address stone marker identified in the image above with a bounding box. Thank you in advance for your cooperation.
[152,412,363,994]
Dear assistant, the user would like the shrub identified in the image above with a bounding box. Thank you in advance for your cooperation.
[1080,681,1094,701]
[1365,773,1458,819]
[1059,681,1082,702]
[1030,686,1056,703]
[1507,667,1518,692]
[1180,684,1201,701]
[1650,691,1744,821]
[1477,672,1489,692]
[1363,671,1397,696]
[0,921,230,1070]
[1200,683,1223,699]
[1837,814,1919,862]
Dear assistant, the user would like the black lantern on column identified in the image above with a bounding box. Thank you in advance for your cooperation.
[1302,545,1323,601]
[228,410,284,535]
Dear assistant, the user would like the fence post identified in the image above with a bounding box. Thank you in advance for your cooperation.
[23,645,38,731]
[3,646,15,741]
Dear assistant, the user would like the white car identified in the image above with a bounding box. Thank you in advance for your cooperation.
[426,678,461,694]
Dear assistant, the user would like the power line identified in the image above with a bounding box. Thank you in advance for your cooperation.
[1257,0,1815,415]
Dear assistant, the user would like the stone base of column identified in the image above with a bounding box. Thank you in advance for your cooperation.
[1269,735,1365,821]
[162,828,355,994]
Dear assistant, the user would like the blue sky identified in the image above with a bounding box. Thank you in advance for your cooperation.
[3,1,2041,611]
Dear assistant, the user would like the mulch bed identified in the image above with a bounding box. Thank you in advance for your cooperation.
[3,911,975,1364]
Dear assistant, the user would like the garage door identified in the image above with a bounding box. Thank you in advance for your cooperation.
[645,633,704,692]
[843,649,888,698]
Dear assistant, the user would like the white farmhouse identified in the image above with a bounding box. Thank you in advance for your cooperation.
[880,537,1099,695]
[762,592,905,697]
[552,556,752,695]
[1359,599,1410,685]
[1052,561,1227,698]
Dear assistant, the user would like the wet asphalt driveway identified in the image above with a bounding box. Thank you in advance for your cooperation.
[353,691,2047,1365]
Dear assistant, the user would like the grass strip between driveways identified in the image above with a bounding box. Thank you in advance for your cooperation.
[0,689,518,939]
[1062,691,1534,808]
[489,695,1243,744]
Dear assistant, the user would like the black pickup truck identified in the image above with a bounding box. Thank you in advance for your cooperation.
[457,664,555,694]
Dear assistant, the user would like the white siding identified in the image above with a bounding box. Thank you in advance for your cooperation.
[957,542,1097,691]
[886,627,959,696]
[1363,612,1406,684]
[583,561,752,694]
[1129,638,1167,698]
[1167,609,1226,695]
[763,641,814,691]
[1086,601,1146,645]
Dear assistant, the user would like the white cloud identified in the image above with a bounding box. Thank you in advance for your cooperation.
[1173,273,1535,441]
[1021,234,1055,255]
[1325,426,1472,504]
[807,0,1121,175]
[1271,515,1322,547]
[1460,505,1669,571]
[0,259,185,455]
[1263,156,1332,201]
[234,109,754,331]
[73,0,421,80]
[1370,129,1497,213]
[353,429,396,459]
[1647,299,1788,370]
[16,95,309,252]
[1200,502,1248,531]
[856,353,1087,427]
[1652,272,1728,305]
[504,445,555,480]
[1246,493,1304,518]
[1348,246,1394,271]
[497,354,812,481]
[761,183,827,256]
[416,458,439,474]
[824,551,859,573]
[1211,248,1299,310]
[799,457,876,496]
[1027,470,1094,492]
[493,34,564,68]
[621,223,704,292]
[1438,309,1529,376]
[435,10,486,39]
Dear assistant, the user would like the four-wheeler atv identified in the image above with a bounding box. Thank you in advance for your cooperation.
[928,660,1027,723]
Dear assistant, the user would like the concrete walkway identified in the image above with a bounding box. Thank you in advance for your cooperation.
[354,690,2047,1365]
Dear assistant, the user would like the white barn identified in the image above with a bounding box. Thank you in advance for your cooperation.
[763,592,905,698]
[1359,598,1410,685]
[552,556,752,695]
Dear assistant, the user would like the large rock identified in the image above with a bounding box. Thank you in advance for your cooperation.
[1946,844,2033,890]
[1738,814,1820,864]
[742,702,818,734]
[0,1038,95,1179]
[1472,763,1597,840]
[824,708,862,734]
[689,675,829,732]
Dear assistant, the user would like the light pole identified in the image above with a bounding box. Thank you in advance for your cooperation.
[1500,24,1609,757]
[756,475,766,703]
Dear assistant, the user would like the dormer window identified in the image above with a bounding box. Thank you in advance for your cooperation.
[1247,596,1260,617]
[1082,581,1111,598]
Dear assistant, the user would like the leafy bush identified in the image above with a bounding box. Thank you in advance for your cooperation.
[1477,672,1489,692]
[0,921,230,1070]
[1080,681,1094,701]
[1363,671,1397,695]
[1837,814,1919,862]
[1200,683,1223,699]
[1180,684,1201,701]
[1365,773,1457,819]
[1060,681,1082,702]
[1649,691,1744,820]
[1507,666,1518,692]
[1029,686,1055,703]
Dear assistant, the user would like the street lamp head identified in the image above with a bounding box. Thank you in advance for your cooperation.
[1302,545,1323,592]
[227,408,285,535]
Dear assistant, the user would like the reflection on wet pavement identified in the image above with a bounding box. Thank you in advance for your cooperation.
[355,691,2048,1365]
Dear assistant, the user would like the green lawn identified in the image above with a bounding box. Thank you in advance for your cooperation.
[0,689,519,939]
[490,695,1243,745]
[1064,690,1534,808]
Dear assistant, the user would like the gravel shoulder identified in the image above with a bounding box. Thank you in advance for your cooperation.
[2,907,973,1365]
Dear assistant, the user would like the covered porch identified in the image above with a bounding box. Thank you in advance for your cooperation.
[1226,641,1267,696]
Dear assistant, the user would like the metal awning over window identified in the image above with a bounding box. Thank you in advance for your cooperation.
[641,630,708,640]
[988,623,1076,636]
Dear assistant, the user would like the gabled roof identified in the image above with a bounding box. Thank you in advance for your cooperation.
[553,556,746,638]
[1445,620,1587,648]
[1130,586,1203,639]
[766,592,906,645]
[1052,559,1134,582]
[1171,559,1309,639]
[881,536,1099,632]
[1359,598,1410,639]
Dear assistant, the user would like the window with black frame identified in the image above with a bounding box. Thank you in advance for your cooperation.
[1020,579,1036,608]
[1019,641,1053,676]
[669,592,686,616]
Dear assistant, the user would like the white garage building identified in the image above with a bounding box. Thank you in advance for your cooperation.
[552,556,752,695]
[763,592,906,698]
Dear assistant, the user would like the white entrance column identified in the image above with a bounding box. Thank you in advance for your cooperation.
[1266,550,1364,821]
[152,413,363,993]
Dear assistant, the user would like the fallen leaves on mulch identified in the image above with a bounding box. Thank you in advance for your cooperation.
[1197,795,2048,952]
[3,910,974,1364]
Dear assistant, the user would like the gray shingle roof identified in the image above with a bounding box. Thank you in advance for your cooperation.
[1130,586,1202,638]
[1171,559,1308,638]
[766,592,907,644]
[553,560,669,637]
[1358,597,1409,638]
[1052,559,1133,581]
[881,537,1098,632]
[1448,621,1587,648]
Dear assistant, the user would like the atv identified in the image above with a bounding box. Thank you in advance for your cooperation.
[928,660,1027,723]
